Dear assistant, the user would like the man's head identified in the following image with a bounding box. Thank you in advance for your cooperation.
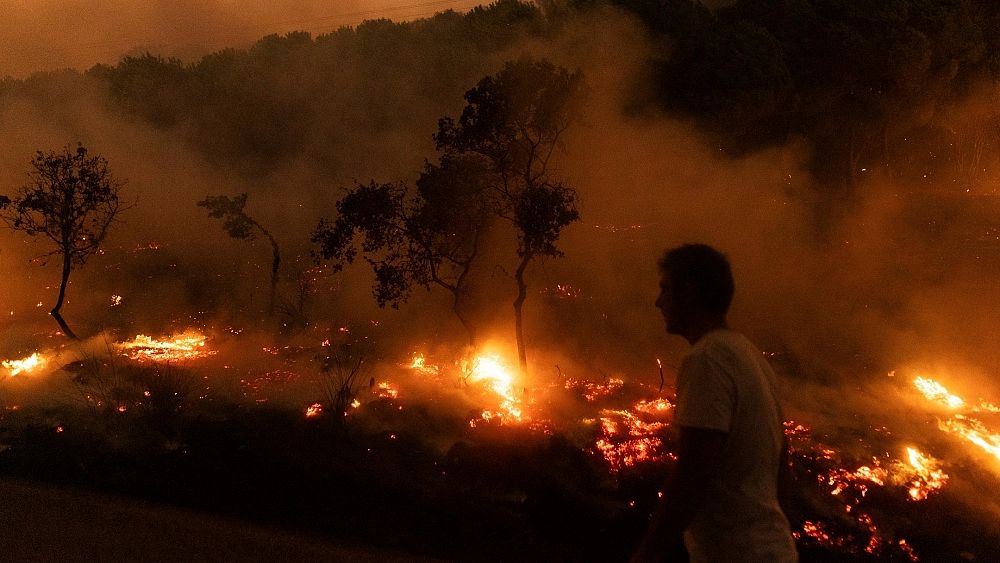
[655,244,734,338]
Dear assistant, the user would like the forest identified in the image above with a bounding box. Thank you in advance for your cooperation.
[2,0,1000,560]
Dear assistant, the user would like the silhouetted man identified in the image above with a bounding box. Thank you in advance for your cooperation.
[633,244,797,562]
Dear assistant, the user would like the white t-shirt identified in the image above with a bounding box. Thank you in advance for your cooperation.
[674,329,798,563]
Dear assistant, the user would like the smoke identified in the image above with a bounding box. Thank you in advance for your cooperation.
[0,0,471,78]
[1,1,998,452]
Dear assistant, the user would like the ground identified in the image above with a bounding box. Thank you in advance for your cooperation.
[0,479,437,562]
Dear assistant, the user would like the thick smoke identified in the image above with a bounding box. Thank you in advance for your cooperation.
[1,0,465,78]
[1,2,999,459]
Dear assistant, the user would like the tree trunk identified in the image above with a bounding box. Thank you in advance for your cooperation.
[512,253,531,377]
[51,252,78,340]
[261,229,280,317]
[268,239,280,317]
[452,290,477,349]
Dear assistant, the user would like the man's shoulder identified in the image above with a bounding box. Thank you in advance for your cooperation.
[692,329,752,357]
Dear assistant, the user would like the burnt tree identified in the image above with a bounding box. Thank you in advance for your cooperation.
[435,57,585,375]
[1,144,125,339]
[197,193,281,316]
[312,155,493,346]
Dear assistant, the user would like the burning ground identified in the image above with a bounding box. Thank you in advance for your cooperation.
[3,1,1000,560]
[1,322,999,561]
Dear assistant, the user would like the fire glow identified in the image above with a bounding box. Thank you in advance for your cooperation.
[117,331,216,362]
[912,377,1000,465]
[2,353,46,376]
[466,353,523,425]
[901,447,948,501]
[592,398,674,473]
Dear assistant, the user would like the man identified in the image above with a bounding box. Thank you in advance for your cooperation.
[633,244,797,562]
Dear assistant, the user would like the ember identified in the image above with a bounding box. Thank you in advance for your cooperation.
[564,376,624,402]
[591,397,673,472]
[375,381,399,399]
[899,447,948,501]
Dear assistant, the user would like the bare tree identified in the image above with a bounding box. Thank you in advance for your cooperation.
[312,155,492,347]
[1,144,125,339]
[197,193,281,316]
[435,57,586,375]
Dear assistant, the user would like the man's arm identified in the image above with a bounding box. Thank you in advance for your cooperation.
[631,426,727,562]
[777,434,795,517]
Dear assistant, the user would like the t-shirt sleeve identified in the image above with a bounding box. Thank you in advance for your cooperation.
[674,352,735,432]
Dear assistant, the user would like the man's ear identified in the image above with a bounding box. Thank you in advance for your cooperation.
[677,280,698,305]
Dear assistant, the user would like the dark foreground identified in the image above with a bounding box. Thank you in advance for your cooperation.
[0,479,436,563]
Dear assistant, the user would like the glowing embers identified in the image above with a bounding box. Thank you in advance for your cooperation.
[408,353,440,376]
[901,447,948,501]
[2,353,46,376]
[118,330,217,362]
[564,377,624,402]
[375,381,399,399]
[592,398,674,473]
[465,353,523,427]
[794,520,850,549]
[911,377,1000,465]
[785,421,925,559]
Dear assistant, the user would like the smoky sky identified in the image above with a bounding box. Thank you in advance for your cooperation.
[0,0,482,78]
[1,1,999,414]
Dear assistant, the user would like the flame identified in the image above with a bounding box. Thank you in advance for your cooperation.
[408,353,440,376]
[118,330,216,362]
[466,353,523,423]
[911,376,1000,465]
[305,403,323,417]
[899,447,948,501]
[941,415,1000,462]
[913,376,965,409]
[376,381,399,399]
[2,353,46,376]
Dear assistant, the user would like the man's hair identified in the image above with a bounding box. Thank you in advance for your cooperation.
[658,244,734,316]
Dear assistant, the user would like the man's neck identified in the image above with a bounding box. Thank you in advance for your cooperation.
[681,317,728,345]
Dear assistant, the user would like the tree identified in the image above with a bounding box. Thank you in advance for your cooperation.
[312,154,493,346]
[435,57,586,375]
[197,193,281,316]
[1,144,125,339]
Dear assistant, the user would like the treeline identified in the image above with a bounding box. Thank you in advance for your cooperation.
[632,0,1000,195]
[3,0,1000,193]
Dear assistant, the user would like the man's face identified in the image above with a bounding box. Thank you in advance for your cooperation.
[655,272,687,335]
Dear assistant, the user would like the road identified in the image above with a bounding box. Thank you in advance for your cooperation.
[0,479,438,562]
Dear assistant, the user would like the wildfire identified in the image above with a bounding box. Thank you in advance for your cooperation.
[592,398,673,472]
[2,353,46,376]
[408,353,439,376]
[911,376,1000,465]
[305,403,323,417]
[913,376,965,409]
[375,381,399,399]
[564,377,624,402]
[465,353,524,426]
[941,415,1000,462]
[898,447,948,501]
[118,330,217,362]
